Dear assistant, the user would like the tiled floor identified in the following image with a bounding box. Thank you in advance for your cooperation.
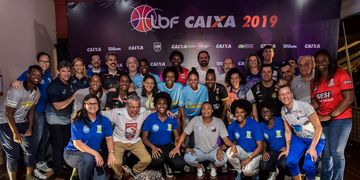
[1,140,359,180]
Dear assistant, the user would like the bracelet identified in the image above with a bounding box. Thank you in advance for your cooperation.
[248,154,253,160]
[109,150,114,153]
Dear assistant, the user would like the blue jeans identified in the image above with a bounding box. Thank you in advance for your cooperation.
[184,147,227,167]
[321,119,352,180]
[0,123,34,172]
[64,150,106,180]
[287,135,325,180]
[32,112,50,162]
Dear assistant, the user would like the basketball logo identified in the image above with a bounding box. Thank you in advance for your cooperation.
[130,5,157,33]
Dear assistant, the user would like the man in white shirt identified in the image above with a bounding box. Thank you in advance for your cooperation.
[102,94,152,177]
[195,51,220,84]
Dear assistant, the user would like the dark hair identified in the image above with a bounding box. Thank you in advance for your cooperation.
[154,92,172,108]
[162,66,179,82]
[141,74,158,97]
[280,62,291,69]
[28,65,43,75]
[105,52,118,61]
[89,73,104,100]
[73,94,102,127]
[188,67,199,79]
[119,73,133,84]
[261,64,274,73]
[225,67,246,87]
[245,53,262,71]
[230,99,252,116]
[57,60,71,71]
[313,49,337,85]
[258,103,275,122]
[197,50,210,60]
[263,45,274,51]
[36,51,50,62]
[169,50,184,63]
[286,58,297,64]
[206,68,216,79]
[90,52,101,59]
[202,102,214,109]
[139,58,150,66]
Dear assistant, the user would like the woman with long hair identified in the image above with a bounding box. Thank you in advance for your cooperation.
[64,94,117,180]
[71,57,89,91]
[245,54,262,89]
[136,74,159,110]
[311,49,354,180]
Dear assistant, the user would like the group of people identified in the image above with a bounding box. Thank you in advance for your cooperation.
[0,45,354,180]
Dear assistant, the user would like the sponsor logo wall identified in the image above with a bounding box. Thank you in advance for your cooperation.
[68,0,340,73]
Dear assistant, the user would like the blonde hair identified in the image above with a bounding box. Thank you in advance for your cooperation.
[71,57,87,77]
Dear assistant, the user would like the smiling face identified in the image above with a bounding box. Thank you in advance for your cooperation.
[58,67,71,82]
[223,58,235,72]
[280,65,294,82]
[262,48,274,63]
[28,69,42,85]
[38,55,50,72]
[315,54,330,72]
[119,75,130,92]
[126,99,141,117]
[234,107,246,123]
[106,55,117,70]
[143,77,155,93]
[84,97,99,115]
[139,61,150,75]
[278,86,294,106]
[261,66,273,82]
[198,52,210,68]
[171,55,182,68]
[155,98,168,114]
[91,55,101,68]
[261,107,273,122]
[298,56,314,76]
[188,73,199,90]
[126,57,138,72]
[165,71,176,87]
[201,103,213,119]
[248,55,258,68]
[205,72,216,89]
[230,73,241,89]
[73,60,85,74]
[90,75,102,91]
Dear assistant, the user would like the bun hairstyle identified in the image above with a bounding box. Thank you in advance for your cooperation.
[188,67,199,79]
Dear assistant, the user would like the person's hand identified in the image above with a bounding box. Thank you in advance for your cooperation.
[151,146,163,159]
[306,148,318,162]
[229,145,237,158]
[186,148,196,156]
[94,152,104,167]
[278,148,289,160]
[216,148,224,161]
[13,132,23,144]
[262,151,270,161]
[318,114,331,122]
[23,128,32,136]
[11,80,23,89]
[166,110,176,118]
[107,152,117,167]
[241,157,251,169]
[169,147,180,158]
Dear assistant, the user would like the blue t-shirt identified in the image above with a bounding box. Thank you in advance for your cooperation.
[179,84,209,119]
[158,82,183,113]
[260,116,286,152]
[65,115,113,151]
[142,113,178,145]
[245,72,261,89]
[86,67,105,77]
[18,70,52,113]
[133,73,161,89]
[227,117,264,152]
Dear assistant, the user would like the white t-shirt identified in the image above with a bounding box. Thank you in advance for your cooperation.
[102,107,151,143]
[281,100,325,139]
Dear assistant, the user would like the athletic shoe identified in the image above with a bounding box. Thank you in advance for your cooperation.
[235,171,242,180]
[197,166,205,179]
[210,163,217,178]
[164,163,174,178]
[184,165,191,173]
[33,169,47,180]
[36,162,53,172]
[268,168,279,180]
[221,164,228,173]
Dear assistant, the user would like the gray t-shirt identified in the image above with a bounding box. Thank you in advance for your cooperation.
[281,100,325,139]
[73,88,107,111]
[290,73,314,103]
[0,87,40,124]
[184,116,228,153]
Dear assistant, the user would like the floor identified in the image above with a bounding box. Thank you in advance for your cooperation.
[0,139,359,180]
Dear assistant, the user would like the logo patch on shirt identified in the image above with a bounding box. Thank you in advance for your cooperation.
[264,133,269,140]
[152,124,160,132]
[246,131,252,139]
[167,124,172,131]
[83,126,90,133]
[235,132,240,139]
[328,79,334,87]
[96,125,102,133]
[276,130,282,138]
[210,126,217,132]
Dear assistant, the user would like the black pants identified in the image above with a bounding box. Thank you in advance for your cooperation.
[146,144,185,173]
[49,124,71,176]
[259,150,289,180]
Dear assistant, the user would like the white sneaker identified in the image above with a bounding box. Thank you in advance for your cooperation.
[34,169,47,180]
[197,166,204,179]
[210,164,217,178]
[184,165,191,173]
[221,164,228,173]
[36,162,53,173]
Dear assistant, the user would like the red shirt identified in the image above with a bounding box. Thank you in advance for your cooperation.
[311,68,353,120]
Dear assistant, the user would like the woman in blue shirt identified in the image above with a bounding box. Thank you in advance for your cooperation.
[64,94,117,180]
[258,104,288,180]
[142,92,185,177]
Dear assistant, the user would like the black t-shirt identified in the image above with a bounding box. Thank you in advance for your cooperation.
[70,75,89,92]
[208,83,228,119]
[100,69,124,90]
[47,76,75,116]
[250,81,282,116]
[105,91,126,109]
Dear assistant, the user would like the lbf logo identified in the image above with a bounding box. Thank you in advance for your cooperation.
[130,5,179,33]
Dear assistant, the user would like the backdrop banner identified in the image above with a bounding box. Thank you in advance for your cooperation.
[68,0,341,73]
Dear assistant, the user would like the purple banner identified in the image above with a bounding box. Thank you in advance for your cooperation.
[68,0,341,73]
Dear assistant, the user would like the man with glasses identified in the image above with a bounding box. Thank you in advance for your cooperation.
[102,94,152,178]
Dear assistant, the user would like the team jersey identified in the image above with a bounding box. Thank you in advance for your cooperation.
[208,83,229,118]
[227,117,264,152]
[227,84,250,103]
[133,73,161,89]
[142,113,178,145]
[245,71,262,89]
[70,75,89,92]
[100,69,123,90]
[260,116,286,152]
[311,68,353,120]
[158,82,183,113]
[179,84,209,119]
